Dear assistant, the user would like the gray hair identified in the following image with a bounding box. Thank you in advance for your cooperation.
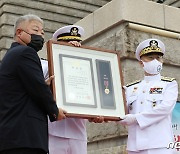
[14,14,43,36]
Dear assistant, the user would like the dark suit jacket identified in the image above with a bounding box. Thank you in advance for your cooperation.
[0,42,59,152]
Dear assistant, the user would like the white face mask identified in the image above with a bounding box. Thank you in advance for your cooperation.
[142,59,163,75]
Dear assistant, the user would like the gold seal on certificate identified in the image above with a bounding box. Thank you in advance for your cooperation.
[104,88,110,94]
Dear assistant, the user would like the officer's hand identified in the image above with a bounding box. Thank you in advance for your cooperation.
[88,116,104,123]
[68,41,81,47]
[119,114,137,126]
[57,108,67,121]
[45,75,54,86]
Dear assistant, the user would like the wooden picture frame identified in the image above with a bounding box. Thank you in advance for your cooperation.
[46,40,126,121]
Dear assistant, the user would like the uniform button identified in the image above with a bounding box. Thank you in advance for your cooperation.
[143,90,145,93]
[141,102,143,104]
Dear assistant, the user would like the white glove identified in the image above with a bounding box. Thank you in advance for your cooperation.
[119,114,137,126]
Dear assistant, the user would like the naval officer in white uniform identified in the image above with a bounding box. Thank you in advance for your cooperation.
[119,38,178,154]
[41,25,103,154]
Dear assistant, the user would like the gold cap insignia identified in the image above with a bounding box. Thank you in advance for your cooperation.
[70,27,78,36]
[139,40,163,57]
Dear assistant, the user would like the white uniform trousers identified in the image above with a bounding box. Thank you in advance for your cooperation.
[128,148,176,154]
[49,135,87,154]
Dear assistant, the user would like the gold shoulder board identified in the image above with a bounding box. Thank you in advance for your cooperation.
[161,76,175,82]
[126,80,141,87]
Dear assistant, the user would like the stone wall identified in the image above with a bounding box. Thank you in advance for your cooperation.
[0,0,111,59]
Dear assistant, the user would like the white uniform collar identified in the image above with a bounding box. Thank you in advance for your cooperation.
[144,74,161,82]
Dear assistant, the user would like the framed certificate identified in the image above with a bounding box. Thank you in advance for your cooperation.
[47,40,126,121]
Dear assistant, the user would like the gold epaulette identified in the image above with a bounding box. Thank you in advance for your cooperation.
[126,80,141,87]
[161,76,175,82]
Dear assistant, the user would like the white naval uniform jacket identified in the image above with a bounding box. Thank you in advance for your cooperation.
[124,74,178,152]
[40,59,87,141]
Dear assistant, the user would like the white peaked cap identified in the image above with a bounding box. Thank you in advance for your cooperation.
[135,38,165,61]
[53,25,84,41]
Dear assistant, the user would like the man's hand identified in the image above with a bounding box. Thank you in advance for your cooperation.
[68,41,81,47]
[88,116,104,123]
[45,75,54,86]
[119,114,137,126]
[57,108,67,121]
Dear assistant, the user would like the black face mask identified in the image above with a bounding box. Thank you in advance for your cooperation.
[27,34,44,52]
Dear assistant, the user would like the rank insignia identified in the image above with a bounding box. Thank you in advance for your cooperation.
[126,80,141,87]
[149,87,163,94]
[161,76,175,82]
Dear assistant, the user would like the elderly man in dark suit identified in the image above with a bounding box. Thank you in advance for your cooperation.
[0,14,66,154]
